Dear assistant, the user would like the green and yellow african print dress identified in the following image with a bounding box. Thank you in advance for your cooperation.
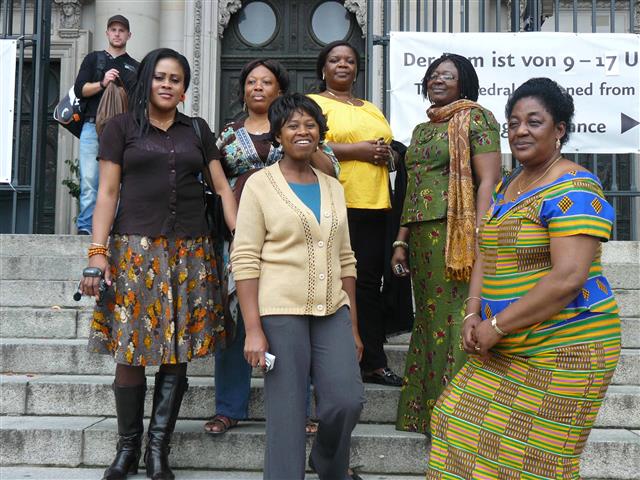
[427,170,621,479]
[396,107,500,434]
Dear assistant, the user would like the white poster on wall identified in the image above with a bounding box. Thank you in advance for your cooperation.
[0,40,17,183]
[389,32,640,153]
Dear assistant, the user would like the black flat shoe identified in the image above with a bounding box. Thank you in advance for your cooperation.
[309,456,363,480]
[362,368,403,387]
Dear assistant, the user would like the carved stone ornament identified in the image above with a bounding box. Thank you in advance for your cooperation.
[191,0,203,115]
[218,0,242,38]
[54,0,82,30]
[344,0,367,36]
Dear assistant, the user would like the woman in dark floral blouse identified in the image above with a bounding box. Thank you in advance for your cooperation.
[391,53,501,434]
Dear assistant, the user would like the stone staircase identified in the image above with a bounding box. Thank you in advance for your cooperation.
[1,235,639,480]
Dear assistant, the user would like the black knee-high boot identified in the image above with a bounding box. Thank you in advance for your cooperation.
[102,382,147,480]
[144,372,188,480]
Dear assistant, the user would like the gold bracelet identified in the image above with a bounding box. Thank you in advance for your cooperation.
[392,240,409,250]
[490,315,507,336]
[463,312,480,322]
[90,242,107,248]
[464,296,482,306]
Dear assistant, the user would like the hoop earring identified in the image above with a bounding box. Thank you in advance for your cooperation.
[322,72,325,81]
[555,138,561,149]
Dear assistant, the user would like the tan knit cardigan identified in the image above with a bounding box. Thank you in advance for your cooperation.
[231,163,357,317]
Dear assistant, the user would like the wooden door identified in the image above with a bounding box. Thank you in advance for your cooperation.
[218,0,365,126]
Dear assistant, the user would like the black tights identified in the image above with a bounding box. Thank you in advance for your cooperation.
[115,363,187,387]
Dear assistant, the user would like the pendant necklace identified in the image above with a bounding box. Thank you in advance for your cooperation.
[245,118,269,135]
[326,89,355,106]
[516,155,563,196]
[150,117,173,130]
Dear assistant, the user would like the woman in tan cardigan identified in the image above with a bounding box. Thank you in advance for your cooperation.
[231,93,364,480]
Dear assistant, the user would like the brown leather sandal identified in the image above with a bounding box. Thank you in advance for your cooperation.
[203,414,238,435]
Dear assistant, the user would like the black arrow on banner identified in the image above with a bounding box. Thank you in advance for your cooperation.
[621,113,639,134]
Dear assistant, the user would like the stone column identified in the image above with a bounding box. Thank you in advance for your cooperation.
[184,0,222,129]
[94,0,160,61]
[159,0,185,54]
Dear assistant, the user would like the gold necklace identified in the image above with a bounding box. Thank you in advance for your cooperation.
[326,89,355,106]
[245,117,270,135]
[150,117,174,129]
[516,155,563,196]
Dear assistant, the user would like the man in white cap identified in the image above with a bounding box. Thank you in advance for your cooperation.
[73,14,138,234]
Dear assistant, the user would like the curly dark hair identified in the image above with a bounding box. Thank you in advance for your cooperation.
[315,40,361,91]
[129,48,191,137]
[237,58,289,104]
[505,77,575,145]
[421,53,479,102]
[268,93,328,148]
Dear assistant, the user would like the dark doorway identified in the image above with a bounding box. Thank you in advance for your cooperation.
[218,0,365,127]
[0,0,52,233]
[0,60,59,233]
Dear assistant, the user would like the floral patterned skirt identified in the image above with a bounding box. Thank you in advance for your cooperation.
[88,234,226,366]
[395,219,469,434]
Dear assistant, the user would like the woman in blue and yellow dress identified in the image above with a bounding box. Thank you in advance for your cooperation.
[428,78,620,479]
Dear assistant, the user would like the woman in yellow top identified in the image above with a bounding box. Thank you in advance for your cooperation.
[309,40,402,386]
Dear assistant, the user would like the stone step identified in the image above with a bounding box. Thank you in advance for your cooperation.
[3,307,638,349]
[0,467,426,480]
[0,234,91,257]
[2,235,635,259]
[1,416,638,478]
[0,307,84,339]
[1,417,428,474]
[0,280,93,308]
[3,278,639,316]
[0,255,87,280]
[0,375,396,425]
[600,241,640,264]
[2,338,638,386]
[2,374,637,429]
[3,252,637,288]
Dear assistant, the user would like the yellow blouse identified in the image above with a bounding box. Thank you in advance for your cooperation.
[308,94,392,210]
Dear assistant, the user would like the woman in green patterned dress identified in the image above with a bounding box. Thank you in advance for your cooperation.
[393,54,502,434]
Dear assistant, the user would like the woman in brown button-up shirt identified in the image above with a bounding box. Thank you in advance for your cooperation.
[80,48,233,480]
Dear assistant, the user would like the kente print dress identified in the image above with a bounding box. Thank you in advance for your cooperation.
[396,107,500,434]
[427,170,621,479]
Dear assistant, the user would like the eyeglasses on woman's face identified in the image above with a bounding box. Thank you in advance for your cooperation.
[427,72,456,82]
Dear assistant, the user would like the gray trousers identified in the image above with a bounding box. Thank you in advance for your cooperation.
[261,306,365,480]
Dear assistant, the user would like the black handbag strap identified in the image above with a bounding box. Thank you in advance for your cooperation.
[192,117,216,191]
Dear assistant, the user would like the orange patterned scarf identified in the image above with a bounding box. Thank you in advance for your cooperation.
[427,99,481,282]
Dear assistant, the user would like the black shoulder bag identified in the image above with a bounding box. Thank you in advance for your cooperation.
[191,118,232,243]
[54,51,108,138]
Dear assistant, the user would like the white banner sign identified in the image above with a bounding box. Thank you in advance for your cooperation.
[390,32,640,153]
[0,40,17,183]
